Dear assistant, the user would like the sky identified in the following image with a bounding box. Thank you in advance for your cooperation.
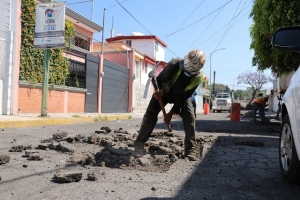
[58,0,274,91]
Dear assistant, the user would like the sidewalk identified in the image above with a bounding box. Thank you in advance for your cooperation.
[0,112,145,129]
[0,110,277,129]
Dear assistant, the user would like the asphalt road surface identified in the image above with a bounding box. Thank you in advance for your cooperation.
[1,112,300,200]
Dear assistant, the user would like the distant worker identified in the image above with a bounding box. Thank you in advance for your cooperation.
[190,91,197,119]
[252,93,269,122]
[275,90,285,120]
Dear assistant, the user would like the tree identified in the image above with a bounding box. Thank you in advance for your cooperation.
[250,0,300,76]
[237,71,269,105]
[20,0,75,85]
[211,83,231,95]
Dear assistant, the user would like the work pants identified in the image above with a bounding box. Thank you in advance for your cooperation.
[136,95,196,152]
[253,102,266,122]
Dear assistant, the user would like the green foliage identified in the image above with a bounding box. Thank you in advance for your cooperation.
[250,0,300,75]
[234,89,252,100]
[20,0,76,85]
[211,83,231,94]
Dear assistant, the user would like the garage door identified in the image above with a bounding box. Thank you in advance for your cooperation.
[102,60,129,113]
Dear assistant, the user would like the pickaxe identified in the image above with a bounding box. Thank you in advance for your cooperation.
[143,61,172,132]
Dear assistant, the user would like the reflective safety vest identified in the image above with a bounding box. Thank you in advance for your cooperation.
[162,68,205,95]
[253,96,266,106]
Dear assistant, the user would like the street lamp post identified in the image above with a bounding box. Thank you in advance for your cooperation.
[209,48,226,108]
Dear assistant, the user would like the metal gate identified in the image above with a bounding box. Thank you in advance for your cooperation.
[85,54,99,113]
[102,60,129,113]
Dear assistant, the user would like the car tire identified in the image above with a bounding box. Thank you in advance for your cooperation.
[279,115,300,183]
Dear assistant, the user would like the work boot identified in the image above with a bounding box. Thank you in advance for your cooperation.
[132,141,146,158]
[184,148,199,161]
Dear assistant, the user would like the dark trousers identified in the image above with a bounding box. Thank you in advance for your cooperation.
[276,103,281,119]
[192,101,196,119]
[136,95,196,152]
[253,102,266,122]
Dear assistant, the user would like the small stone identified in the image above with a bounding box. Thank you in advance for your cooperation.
[87,172,99,181]
[54,171,82,183]
[9,145,23,152]
[23,164,28,168]
[0,154,10,164]
[53,132,68,140]
[151,186,157,191]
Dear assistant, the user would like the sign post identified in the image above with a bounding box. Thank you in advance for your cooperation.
[34,0,65,116]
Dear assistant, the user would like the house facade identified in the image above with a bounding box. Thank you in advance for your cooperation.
[0,0,102,115]
[270,72,295,112]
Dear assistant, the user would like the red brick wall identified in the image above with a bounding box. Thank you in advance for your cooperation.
[68,91,85,113]
[18,87,85,113]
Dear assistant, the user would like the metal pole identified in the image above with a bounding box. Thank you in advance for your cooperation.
[209,48,226,109]
[40,0,54,117]
[213,71,216,96]
[91,0,94,21]
[101,8,106,55]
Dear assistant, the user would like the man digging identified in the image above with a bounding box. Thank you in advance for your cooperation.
[134,49,206,161]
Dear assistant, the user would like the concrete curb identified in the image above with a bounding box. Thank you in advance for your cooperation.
[0,114,134,129]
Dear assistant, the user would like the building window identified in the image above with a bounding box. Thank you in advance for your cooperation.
[155,41,158,52]
[135,60,140,80]
[73,32,91,51]
[126,40,132,47]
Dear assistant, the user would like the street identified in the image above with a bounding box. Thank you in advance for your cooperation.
[0,112,300,200]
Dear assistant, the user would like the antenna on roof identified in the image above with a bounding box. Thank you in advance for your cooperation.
[91,0,94,21]
[110,16,114,38]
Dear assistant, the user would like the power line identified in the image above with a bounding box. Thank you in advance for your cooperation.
[162,0,233,38]
[114,0,178,58]
[214,0,248,50]
[165,0,205,41]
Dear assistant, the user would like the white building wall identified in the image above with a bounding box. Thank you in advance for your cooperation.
[131,39,165,61]
[0,0,16,115]
[156,43,165,61]
[0,0,10,31]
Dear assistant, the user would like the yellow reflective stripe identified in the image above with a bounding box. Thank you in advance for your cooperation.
[162,68,205,94]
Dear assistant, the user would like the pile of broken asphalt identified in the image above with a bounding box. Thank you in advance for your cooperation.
[0,124,213,183]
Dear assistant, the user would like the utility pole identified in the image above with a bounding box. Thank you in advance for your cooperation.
[213,71,216,97]
[40,0,54,117]
[209,48,225,108]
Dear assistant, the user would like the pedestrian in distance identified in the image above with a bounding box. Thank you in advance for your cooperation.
[275,90,285,120]
[252,93,269,122]
[134,49,206,161]
[190,91,197,119]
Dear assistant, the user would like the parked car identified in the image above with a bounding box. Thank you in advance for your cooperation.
[271,26,300,183]
[211,92,232,113]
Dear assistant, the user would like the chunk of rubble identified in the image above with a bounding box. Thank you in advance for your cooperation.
[0,154,10,164]
[87,172,99,181]
[27,153,43,161]
[53,132,68,140]
[55,142,75,153]
[88,133,98,144]
[24,150,40,157]
[95,130,106,134]
[114,128,129,134]
[54,170,82,183]
[9,144,32,152]
[38,144,50,150]
[100,126,112,133]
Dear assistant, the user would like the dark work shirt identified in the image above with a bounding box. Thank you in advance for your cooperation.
[157,58,198,114]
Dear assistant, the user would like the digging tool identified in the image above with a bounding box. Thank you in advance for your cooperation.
[143,62,172,132]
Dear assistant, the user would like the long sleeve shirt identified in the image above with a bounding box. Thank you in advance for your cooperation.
[157,58,198,114]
